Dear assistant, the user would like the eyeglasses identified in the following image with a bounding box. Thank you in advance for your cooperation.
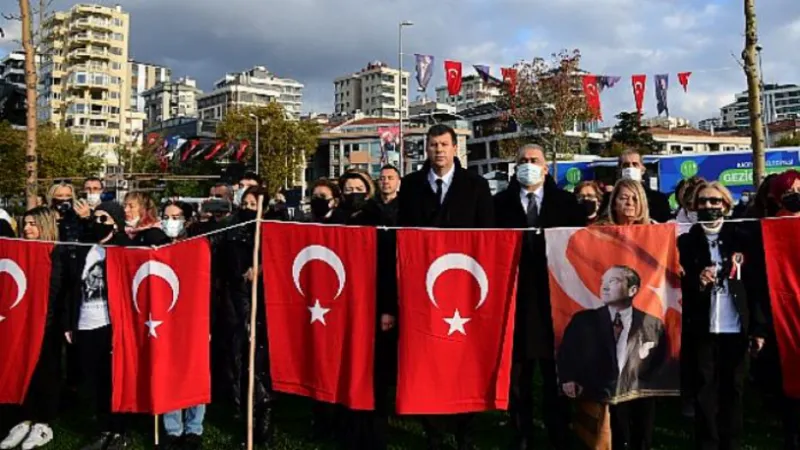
[697,197,724,206]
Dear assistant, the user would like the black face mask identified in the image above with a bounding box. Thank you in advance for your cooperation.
[239,209,258,222]
[342,193,367,210]
[52,200,72,216]
[310,197,332,219]
[767,198,781,216]
[579,199,598,217]
[87,221,115,242]
[697,208,725,222]
[782,193,800,213]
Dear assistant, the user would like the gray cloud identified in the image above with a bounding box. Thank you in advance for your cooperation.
[1,0,798,122]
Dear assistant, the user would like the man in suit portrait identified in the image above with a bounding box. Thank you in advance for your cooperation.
[558,265,668,402]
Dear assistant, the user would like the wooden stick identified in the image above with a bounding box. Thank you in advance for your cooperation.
[154,414,160,447]
[246,195,265,450]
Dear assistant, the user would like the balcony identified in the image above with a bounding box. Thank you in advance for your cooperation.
[71,17,112,31]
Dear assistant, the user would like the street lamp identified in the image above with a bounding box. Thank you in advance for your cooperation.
[398,20,413,176]
[756,45,771,147]
[249,113,260,175]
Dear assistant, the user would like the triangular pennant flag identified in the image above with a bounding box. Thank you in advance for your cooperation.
[678,72,692,92]
[598,76,622,93]
[473,65,503,86]
[235,140,250,162]
[501,67,518,98]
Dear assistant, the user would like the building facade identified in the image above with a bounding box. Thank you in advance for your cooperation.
[649,127,751,153]
[198,66,303,121]
[641,116,692,129]
[38,4,131,159]
[697,117,723,132]
[0,51,26,89]
[333,61,409,119]
[129,60,170,113]
[142,77,202,126]
[721,84,800,129]
[435,74,501,112]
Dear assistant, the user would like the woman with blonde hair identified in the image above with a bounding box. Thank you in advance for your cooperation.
[0,207,64,449]
[123,191,169,246]
[597,179,653,225]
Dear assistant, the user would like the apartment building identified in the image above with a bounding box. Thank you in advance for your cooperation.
[0,51,27,89]
[142,77,202,126]
[435,74,501,112]
[333,61,409,119]
[38,3,131,158]
[721,83,800,129]
[129,60,170,113]
[197,66,303,121]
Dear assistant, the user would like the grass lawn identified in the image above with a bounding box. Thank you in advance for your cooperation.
[1,385,784,450]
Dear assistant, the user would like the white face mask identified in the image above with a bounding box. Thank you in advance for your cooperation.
[162,218,185,238]
[621,167,643,182]
[516,163,544,187]
[86,193,101,206]
[125,217,140,229]
[233,189,244,206]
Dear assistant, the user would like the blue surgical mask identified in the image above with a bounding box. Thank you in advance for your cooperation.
[516,163,544,187]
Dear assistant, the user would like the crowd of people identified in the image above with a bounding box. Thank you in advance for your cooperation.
[0,123,798,450]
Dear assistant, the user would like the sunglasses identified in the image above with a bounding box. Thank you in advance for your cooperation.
[53,178,73,185]
[697,197,724,206]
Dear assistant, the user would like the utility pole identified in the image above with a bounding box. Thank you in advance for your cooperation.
[19,0,38,209]
[398,21,413,176]
[743,0,766,187]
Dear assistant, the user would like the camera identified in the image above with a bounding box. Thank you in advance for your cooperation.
[54,201,73,215]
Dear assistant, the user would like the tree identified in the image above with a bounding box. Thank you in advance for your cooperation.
[604,111,660,156]
[216,103,321,194]
[774,133,800,148]
[19,0,38,209]
[743,0,766,187]
[500,49,594,177]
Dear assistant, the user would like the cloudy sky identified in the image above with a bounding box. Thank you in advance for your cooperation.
[2,0,799,125]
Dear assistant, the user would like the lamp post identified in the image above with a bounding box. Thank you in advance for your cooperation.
[249,113,260,175]
[398,20,413,176]
[756,45,770,147]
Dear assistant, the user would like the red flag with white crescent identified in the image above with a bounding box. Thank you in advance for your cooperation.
[395,229,522,414]
[0,239,54,404]
[582,75,603,121]
[501,67,518,98]
[678,72,692,93]
[632,74,647,115]
[444,60,463,96]
[181,139,201,162]
[106,239,212,414]
[235,139,250,162]
[204,141,227,161]
[262,222,377,410]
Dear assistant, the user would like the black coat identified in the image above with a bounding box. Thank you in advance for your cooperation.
[397,160,494,228]
[494,176,586,359]
[129,226,170,246]
[556,305,668,402]
[678,222,767,338]
[645,185,672,223]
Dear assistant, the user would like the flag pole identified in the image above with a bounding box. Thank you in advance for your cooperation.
[246,195,265,450]
[154,415,159,447]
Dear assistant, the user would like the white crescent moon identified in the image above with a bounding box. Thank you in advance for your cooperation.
[425,253,489,310]
[635,81,643,91]
[292,245,346,299]
[448,68,459,79]
[132,261,180,314]
[0,259,27,310]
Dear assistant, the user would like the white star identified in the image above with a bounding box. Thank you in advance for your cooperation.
[443,309,471,336]
[308,299,331,325]
[144,313,163,338]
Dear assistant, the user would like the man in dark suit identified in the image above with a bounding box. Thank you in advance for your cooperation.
[397,124,494,450]
[558,265,668,450]
[494,144,585,450]
[601,149,672,222]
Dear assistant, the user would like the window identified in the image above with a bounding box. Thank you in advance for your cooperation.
[111,62,122,70]
[109,47,123,55]
[109,92,119,99]
[75,72,87,84]
[112,32,123,41]
[113,18,123,27]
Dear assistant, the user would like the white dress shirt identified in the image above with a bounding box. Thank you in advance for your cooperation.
[428,165,456,203]
[519,185,544,214]
[608,305,633,374]
[706,233,742,333]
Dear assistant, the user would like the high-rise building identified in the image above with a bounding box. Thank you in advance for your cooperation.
[0,51,27,89]
[197,66,303,121]
[142,77,202,126]
[333,61,409,119]
[129,60,170,113]
[435,74,501,112]
[720,83,800,129]
[39,4,131,158]
[698,117,723,132]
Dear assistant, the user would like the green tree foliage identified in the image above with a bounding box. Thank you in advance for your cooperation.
[216,103,321,194]
[604,111,660,156]
[774,133,800,148]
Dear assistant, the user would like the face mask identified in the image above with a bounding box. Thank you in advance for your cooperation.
[239,209,258,222]
[621,167,643,182]
[343,193,367,210]
[88,221,115,242]
[233,189,244,207]
[125,216,140,229]
[697,208,725,222]
[310,197,331,218]
[579,199,598,217]
[52,200,72,215]
[86,193,101,206]
[162,219,185,238]
[516,163,544,187]
[687,211,698,223]
[782,193,800,213]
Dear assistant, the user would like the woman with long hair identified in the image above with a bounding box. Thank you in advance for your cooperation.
[597,179,653,226]
[575,181,604,225]
[334,169,376,224]
[123,191,170,246]
[0,207,63,449]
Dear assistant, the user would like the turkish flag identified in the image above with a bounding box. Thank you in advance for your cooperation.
[762,219,800,398]
[181,139,201,162]
[106,239,212,414]
[0,239,54,404]
[632,74,647,115]
[582,75,603,121]
[444,60,463,96]
[502,67,518,97]
[262,222,376,410]
[235,139,250,162]
[203,141,227,161]
[395,229,522,414]
[678,71,692,92]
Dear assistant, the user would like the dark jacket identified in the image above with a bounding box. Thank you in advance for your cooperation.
[0,220,14,238]
[129,226,170,246]
[397,159,494,228]
[557,305,668,402]
[356,197,399,227]
[678,222,767,338]
[494,176,586,359]
[645,185,672,223]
